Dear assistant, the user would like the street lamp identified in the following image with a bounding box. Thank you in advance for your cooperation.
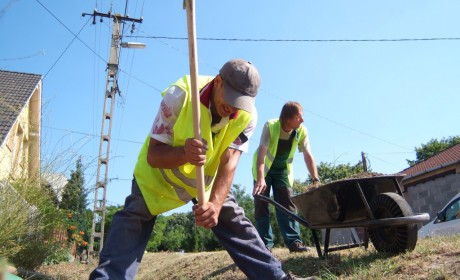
[120,42,146,49]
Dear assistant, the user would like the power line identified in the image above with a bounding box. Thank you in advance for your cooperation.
[35,0,107,63]
[304,109,412,151]
[34,2,419,164]
[0,0,19,20]
[42,125,143,145]
[43,16,92,79]
[36,0,157,91]
[0,50,45,61]
[128,35,460,43]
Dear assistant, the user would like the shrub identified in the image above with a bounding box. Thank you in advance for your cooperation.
[0,179,69,270]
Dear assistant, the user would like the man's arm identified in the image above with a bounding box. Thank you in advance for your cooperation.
[253,145,268,195]
[147,137,207,168]
[193,147,241,229]
[303,149,319,181]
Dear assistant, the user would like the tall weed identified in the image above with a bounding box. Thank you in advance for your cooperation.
[0,179,68,270]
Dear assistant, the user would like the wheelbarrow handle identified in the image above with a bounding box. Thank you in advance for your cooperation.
[254,194,323,258]
[254,194,313,227]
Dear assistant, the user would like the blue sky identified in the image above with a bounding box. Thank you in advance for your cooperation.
[1,0,460,214]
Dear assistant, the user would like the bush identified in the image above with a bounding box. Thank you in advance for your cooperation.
[0,179,68,270]
[0,182,30,258]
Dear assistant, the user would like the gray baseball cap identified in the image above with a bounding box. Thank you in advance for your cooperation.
[219,59,261,113]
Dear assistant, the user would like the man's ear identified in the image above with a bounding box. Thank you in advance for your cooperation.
[215,75,223,86]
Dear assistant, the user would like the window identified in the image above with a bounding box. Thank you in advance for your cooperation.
[445,198,460,222]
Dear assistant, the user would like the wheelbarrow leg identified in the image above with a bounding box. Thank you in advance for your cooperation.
[324,229,331,258]
[364,229,369,249]
[310,229,323,259]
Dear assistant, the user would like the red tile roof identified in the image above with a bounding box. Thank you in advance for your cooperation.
[400,143,460,177]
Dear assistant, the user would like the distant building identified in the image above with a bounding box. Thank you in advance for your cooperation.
[400,143,460,224]
[42,173,69,203]
[0,70,42,182]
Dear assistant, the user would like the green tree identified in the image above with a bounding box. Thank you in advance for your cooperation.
[314,161,366,184]
[42,182,59,206]
[407,136,460,166]
[232,184,255,223]
[161,213,191,251]
[60,157,87,212]
[103,205,122,236]
[146,185,252,253]
[147,215,167,252]
[59,157,89,253]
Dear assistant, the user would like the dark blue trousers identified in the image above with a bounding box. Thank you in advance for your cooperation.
[89,178,287,280]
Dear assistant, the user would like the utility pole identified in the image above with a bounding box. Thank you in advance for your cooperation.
[361,151,368,172]
[82,8,143,259]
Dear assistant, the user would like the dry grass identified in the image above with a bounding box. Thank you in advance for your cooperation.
[36,234,460,280]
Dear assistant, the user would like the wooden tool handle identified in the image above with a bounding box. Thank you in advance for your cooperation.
[185,0,206,205]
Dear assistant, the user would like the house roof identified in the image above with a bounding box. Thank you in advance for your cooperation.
[400,143,460,178]
[0,70,42,145]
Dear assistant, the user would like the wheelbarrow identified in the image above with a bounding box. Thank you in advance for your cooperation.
[255,174,430,258]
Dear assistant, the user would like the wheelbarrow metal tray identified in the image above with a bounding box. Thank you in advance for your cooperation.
[292,174,406,226]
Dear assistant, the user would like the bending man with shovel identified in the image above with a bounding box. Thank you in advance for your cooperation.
[89,59,316,280]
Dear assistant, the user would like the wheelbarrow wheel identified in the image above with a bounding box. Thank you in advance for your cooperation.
[367,192,417,253]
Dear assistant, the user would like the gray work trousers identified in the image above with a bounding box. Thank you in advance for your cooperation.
[89,178,287,280]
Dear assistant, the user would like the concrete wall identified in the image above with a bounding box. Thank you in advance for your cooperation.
[405,173,460,225]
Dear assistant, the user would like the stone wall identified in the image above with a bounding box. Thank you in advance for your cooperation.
[405,173,460,225]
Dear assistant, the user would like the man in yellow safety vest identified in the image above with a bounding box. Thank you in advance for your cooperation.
[253,101,320,253]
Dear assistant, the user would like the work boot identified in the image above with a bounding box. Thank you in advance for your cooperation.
[284,271,318,280]
[288,241,309,253]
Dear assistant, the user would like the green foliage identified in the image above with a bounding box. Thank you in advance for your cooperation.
[43,183,60,206]
[103,205,122,234]
[315,161,365,183]
[155,212,221,252]
[59,157,89,254]
[0,182,30,258]
[43,245,72,265]
[146,185,255,253]
[407,136,460,166]
[1,179,66,270]
[292,179,306,195]
[232,184,255,223]
[147,215,167,251]
[162,213,192,251]
[59,157,87,212]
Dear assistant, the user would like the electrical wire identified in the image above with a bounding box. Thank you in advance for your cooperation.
[35,1,428,180]
[128,35,460,43]
[0,50,45,61]
[35,0,108,64]
[42,125,144,145]
[42,16,92,79]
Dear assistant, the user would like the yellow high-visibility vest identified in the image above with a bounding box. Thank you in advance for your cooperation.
[134,75,251,215]
[252,119,306,186]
